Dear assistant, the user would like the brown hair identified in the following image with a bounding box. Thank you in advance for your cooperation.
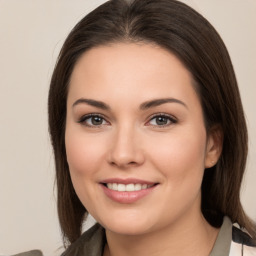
[48,0,256,245]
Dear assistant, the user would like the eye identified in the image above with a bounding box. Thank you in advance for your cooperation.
[147,114,177,127]
[78,114,108,127]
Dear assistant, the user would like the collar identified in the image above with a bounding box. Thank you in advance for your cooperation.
[63,216,256,256]
[210,216,233,256]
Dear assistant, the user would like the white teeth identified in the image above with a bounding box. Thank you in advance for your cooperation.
[134,184,142,191]
[142,184,147,189]
[106,183,153,192]
[126,184,135,191]
[112,183,118,190]
[117,184,126,191]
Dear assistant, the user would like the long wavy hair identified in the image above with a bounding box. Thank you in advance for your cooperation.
[48,0,256,246]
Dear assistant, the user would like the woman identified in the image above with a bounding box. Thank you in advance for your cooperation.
[48,0,256,255]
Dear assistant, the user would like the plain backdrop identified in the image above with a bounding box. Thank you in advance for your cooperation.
[0,0,255,255]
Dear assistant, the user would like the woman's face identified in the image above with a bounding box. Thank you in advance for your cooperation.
[65,43,218,235]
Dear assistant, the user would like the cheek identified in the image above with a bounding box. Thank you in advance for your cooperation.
[65,129,106,178]
[148,127,207,186]
[145,128,207,221]
[65,128,108,208]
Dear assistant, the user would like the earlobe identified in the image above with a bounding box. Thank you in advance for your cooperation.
[204,125,223,168]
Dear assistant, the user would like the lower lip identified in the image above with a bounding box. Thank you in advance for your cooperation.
[101,184,157,204]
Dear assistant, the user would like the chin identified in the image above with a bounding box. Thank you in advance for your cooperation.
[105,222,153,236]
[95,211,162,236]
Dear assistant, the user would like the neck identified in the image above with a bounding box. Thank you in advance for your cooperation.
[104,210,219,256]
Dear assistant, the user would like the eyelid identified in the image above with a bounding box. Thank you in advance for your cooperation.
[146,113,177,127]
[77,113,110,127]
[76,112,177,128]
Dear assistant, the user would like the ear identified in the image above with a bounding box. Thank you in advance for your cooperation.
[204,125,223,168]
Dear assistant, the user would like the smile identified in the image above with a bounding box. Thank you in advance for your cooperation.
[106,183,154,192]
[100,179,159,204]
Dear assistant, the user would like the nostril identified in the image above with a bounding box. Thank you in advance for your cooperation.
[109,160,138,167]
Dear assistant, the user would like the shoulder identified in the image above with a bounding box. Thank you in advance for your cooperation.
[230,224,256,256]
[61,223,105,256]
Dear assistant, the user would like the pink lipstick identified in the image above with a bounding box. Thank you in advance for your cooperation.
[100,178,158,204]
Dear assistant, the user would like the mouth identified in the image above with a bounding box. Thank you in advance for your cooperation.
[102,183,156,192]
[100,179,159,203]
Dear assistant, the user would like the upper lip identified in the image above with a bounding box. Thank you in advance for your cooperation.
[100,178,158,185]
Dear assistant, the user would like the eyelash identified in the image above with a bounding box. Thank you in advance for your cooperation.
[146,113,177,127]
[77,113,177,128]
[78,113,109,128]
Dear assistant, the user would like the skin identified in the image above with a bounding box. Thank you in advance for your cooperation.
[65,43,222,256]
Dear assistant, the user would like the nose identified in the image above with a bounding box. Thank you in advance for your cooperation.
[107,125,145,169]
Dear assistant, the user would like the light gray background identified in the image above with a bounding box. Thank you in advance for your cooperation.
[0,0,255,255]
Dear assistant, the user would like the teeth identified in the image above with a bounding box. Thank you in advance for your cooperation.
[117,184,126,191]
[134,184,142,191]
[142,184,147,189]
[126,184,135,191]
[106,183,153,192]
[112,183,118,190]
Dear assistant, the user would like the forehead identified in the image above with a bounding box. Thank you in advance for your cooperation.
[68,42,198,108]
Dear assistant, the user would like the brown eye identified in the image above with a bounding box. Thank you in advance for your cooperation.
[155,116,169,125]
[148,114,177,127]
[91,116,104,125]
[78,114,108,127]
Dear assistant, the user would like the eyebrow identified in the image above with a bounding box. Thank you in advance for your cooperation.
[139,98,188,110]
[72,98,110,110]
[72,97,187,110]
